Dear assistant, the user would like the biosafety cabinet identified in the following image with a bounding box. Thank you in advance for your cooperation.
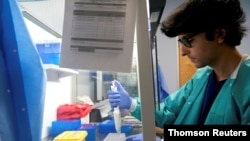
[15,0,160,141]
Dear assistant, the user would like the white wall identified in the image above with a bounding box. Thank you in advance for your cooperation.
[156,0,183,93]
[76,70,94,100]
[157,0,250,93]
[238,0,250,54]
[41,76,76,139]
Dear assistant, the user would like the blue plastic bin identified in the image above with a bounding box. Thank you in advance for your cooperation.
[98,120,133,134]
[36,43,61,65]
[79,124,96,141]
[39,53,60,65]
[50,119,81,138]
[36,43,61,53]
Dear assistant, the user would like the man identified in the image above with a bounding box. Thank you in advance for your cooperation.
[108,0,250,131]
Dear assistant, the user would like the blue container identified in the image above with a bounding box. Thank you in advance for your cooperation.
[79,124,96,141]
[39,53,60,65]
[50,119,81,138]
[98,120,133,134]
[36,43,61,65]
[36,43,61,53]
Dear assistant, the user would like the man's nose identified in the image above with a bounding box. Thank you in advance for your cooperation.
[180,45,189,56]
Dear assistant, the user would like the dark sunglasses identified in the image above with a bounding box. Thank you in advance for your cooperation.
[178,33,198,48]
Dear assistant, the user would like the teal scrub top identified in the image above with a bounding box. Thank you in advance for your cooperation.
[131,56,250,127]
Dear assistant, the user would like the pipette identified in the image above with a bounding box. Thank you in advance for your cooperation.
[111,82,121,134]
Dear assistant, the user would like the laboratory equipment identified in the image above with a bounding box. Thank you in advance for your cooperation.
[111,82,122,134]
[114,106,121,134]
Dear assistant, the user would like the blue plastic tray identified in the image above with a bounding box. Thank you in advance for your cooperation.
[98,119,133,134]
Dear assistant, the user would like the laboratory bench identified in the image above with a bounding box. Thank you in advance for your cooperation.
[44,128,141,141]
[43,116,142,141]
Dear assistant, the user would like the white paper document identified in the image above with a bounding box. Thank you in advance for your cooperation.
[60,0,137,72]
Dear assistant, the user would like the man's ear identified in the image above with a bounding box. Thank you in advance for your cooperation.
[215,28,226,44]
